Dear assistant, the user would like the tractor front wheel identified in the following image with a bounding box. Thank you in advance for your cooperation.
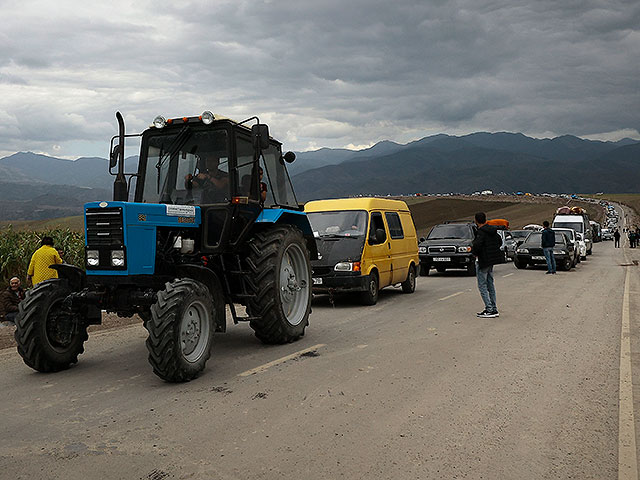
[14,279,88,373]
[246,227,312,344]
[146,279,215,382]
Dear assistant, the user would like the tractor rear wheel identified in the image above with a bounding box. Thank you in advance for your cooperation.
[246,227,311,344]
[14,279,88,373]
[146,279,215,382]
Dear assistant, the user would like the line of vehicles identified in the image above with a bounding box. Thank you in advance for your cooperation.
[418,204,617,276]
[11,108,621,383]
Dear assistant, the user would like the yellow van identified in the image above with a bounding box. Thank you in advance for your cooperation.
[304,197,419,305]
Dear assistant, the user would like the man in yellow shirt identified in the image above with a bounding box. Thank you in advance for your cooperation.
[27,236,63,287]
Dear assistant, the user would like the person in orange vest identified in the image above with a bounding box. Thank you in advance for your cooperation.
[27,236,63,287]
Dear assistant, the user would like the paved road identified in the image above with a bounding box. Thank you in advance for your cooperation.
[1,214,638,479]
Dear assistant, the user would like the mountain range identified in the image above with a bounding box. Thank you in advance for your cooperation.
[0,132,638,221]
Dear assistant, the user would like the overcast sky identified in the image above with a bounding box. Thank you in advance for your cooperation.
[1,0,638,159]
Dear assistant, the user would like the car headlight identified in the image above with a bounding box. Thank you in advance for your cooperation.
[418,246,427,253]
[87,250,99,267]
[334,261,361,272]
[111,250,125,267]
[517,248,529,254]
[553,249,566,255]
[457,246,472,253]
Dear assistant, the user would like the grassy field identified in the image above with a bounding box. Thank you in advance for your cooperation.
[0,215,84,232]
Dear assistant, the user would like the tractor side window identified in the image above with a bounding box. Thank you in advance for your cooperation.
[368,212,387,245]
[235,135,259,201]
[262,145,297,208]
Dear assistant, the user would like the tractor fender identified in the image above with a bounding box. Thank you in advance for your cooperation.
[174,264,226,332]
[256,209,318,260]
[50,264,86,291]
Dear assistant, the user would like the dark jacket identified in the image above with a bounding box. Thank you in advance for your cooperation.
[541,228,555,248]
[614,230,621,240]
[0,286,25,321]
[471,224,503,268]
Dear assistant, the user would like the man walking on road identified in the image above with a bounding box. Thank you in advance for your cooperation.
[541,221,556,274]
[614,229,621,248]
[471,212,503,318]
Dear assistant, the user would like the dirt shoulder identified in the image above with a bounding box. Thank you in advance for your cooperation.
[0,313,142,351]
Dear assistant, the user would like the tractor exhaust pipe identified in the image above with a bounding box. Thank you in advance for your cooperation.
[113,111,128,201]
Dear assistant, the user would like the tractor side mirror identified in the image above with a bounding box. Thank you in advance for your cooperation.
[110,144,121,169]
[252,124,270,150]
[283,151,296,163]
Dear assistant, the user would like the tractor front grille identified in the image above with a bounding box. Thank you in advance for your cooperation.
[86,207,124,247]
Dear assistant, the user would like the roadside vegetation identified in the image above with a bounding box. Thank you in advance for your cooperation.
[0,226,85,288]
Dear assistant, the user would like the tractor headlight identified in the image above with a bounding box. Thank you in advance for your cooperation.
[334,261,361,272]
[87,250,99,267]
[111,250,125,267]
[153,115,166,129]
[201,111,215,124]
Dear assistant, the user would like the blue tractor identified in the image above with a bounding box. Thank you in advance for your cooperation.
[15,111,317,382]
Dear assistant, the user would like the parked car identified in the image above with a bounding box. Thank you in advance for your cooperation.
[552,228,581,267]
[418,222,477,276]
[602,228,614,241]
[514,231,576,271]
[497,230,517,261]
[305,197,419,305]
[510,229,531,247]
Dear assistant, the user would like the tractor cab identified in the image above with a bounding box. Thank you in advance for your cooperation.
[15,111,316,383]
[130,113,300,252]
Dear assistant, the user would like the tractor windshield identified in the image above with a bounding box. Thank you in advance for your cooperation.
[140,129,230,205]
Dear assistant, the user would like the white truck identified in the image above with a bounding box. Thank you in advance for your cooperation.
[552,211,593,255]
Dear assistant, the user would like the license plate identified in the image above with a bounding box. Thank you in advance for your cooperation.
[312,278,323,285]
[531,255,545,260]
[432,257,450,262]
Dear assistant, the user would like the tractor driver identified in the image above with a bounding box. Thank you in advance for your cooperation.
[185,154,229,203]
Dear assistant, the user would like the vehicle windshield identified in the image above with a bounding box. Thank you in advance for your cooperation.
[428,224,473,240]
[554,222,583,233]
[140,128,230,205]
[307,210,368,238]
[511,230,530,239]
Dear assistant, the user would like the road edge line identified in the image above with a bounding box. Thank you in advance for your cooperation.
[619,265,638,479]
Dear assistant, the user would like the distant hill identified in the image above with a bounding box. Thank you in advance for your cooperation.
[0,152,138,189]
[0,132,638,220]
[292,134,640,200]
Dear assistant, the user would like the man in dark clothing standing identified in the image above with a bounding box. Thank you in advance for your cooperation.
[0,277,25,325]
[614,229,621,248]
[471,212,503,318]
[541,220,556,274]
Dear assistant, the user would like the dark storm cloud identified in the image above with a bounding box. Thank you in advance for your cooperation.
[0,0,638,157]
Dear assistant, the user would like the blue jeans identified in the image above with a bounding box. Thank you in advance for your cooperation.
[476,263,497,312]
[543,247,556,273]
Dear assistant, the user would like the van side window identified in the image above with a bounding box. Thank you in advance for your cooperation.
[385,212,404,239]
[369,212,387,245]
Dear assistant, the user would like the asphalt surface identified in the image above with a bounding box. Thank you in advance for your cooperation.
[1,209,638,479]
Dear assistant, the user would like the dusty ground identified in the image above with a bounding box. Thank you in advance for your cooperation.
[0,313,142,351]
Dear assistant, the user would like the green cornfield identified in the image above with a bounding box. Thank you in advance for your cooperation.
[0,226,85,289]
